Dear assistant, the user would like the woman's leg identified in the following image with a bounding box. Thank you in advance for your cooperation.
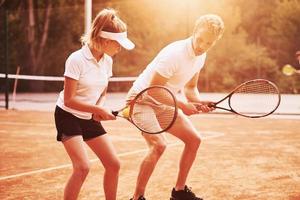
[63,136,91,200]
[86,134,120,200]
[132,133,167,200]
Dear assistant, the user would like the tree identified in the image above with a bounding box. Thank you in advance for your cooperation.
[27,0,51,78]
[235,0,300,93]
[1,0,84,91]
[1,0,298,93]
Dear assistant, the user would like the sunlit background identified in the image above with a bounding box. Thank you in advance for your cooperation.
[0,2,300,199]
[0,0,299,94]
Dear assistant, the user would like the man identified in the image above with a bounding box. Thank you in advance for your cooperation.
[127,14,225,200]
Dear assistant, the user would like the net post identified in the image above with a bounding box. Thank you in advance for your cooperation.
[84,0,92,34]
[12,66,20,109]
[3,8,9,109]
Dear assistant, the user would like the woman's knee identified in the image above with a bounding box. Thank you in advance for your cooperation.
[104,158,121,172]
[73,162,90,177]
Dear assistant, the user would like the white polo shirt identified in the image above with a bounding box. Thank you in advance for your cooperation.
[56,44,113,119]
[132,37,206,94]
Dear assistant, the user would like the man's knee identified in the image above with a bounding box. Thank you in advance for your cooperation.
[148,141,167,159]
[144,134,167,156]
[153,142,167,154]
[186,134,201,150]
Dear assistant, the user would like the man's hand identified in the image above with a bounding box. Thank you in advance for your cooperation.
[178,102,200,116]
[193,101,215,113]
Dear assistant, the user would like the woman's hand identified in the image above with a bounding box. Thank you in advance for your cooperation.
[93,107,116,121]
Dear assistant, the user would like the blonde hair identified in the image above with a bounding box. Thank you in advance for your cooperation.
[81,8,127,51]
[193,14,225,40]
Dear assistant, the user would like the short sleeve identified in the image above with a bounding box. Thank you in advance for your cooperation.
[64,54,81,80]
[155,54,177,79]
[105,55,113,77]
[108,67,113,77]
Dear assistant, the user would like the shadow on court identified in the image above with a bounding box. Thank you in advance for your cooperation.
[0,110,300,200]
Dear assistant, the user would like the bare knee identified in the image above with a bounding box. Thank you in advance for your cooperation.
[144,134,167,161]
[186,134,201,151]
[150,142,167,158]
[104,158,121,173]
[73,162,90,179]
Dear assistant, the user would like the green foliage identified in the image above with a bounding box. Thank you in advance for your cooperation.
[1,0,299,93]
[237,0,300,93]
[267,0,300,94]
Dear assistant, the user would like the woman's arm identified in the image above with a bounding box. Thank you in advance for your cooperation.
[64,77,115,120]
[95,87,108,107]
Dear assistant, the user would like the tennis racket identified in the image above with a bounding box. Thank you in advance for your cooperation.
[112,86,178,134]
[204,79,281,118]
[282,64,299,76]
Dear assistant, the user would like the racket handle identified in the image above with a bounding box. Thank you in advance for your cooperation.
[208,102,216,108]
[112,111,119,116]
[195,102,216,109]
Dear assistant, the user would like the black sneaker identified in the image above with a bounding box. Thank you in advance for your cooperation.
[130,195,146,200]
[170,185,203,200]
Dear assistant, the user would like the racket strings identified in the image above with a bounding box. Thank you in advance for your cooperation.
[130,87,177,133]
[230,81,280,116]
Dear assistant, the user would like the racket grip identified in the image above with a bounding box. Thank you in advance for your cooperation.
[112,111,119,116]
[195,102,216,109]
[208,102,216,107]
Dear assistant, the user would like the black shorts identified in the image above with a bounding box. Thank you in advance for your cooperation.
[54,106,106,142]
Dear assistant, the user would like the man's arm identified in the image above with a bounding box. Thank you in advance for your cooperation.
[149,71,200,115]
[184,72,214,113]
[183,72,202,103]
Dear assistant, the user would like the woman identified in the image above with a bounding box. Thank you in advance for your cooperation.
[54,8,134,200]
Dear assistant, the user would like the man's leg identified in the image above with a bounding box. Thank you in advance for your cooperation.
[167,112,202,200]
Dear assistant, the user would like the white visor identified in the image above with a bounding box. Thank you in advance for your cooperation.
[99,31,135,50]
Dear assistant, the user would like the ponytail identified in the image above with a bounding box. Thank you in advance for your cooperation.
[81,8,127,50]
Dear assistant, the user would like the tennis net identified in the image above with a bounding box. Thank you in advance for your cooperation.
[1,73,300,117]
[0,73,136,110]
